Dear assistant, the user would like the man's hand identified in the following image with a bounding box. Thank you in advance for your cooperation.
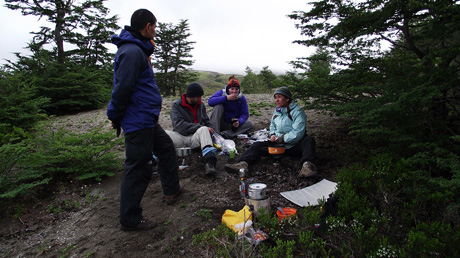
[269,134,277,142]
[232,120,240,128]
[208,127,214,134]
[111,120,121,137]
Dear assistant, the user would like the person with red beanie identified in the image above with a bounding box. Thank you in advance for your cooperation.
[208,75,253,138]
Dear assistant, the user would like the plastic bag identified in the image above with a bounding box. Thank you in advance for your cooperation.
[212,132,225,149]
[251,128,270,141]
[222,205,253,235]
[222,139,236,153]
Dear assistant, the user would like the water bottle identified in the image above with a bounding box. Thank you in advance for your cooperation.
[229,149,235,159]
[239,168,247,199]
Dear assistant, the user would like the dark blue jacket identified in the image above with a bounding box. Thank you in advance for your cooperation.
[107,28,162,133]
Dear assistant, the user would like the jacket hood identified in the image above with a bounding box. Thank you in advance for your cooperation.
[111,26,154,56]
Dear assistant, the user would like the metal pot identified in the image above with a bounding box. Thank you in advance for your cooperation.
[248,183,267,200]
[176,147,192,157]
[268,143,285,155]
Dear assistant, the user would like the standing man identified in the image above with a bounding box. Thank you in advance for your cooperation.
[107,9,182,231]
[165,83,217,176]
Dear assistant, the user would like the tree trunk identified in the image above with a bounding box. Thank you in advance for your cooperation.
[55,2,66,64]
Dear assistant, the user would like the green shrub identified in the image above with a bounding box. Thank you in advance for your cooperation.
[192,224,253,257]
[331,155,460,257]
[33,62,112,115]
[0,123,122,199]
[259,239,295,258]
[0,68,49,144]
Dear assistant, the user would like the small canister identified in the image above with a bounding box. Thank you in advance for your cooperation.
[230,149,235,159]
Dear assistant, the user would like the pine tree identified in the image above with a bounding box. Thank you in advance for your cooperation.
[153,20,197,96]
[4,0,118,115]
[5,0,119,64]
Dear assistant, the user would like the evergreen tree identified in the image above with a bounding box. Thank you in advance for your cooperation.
[67,1,119,67]
[288,0,460,153]
[153,22,176,96]
[258,66,278,90]
[171,20,197,96]
[241,67,263,93]
[4,0,118,115]
[0,68,49,144]
[153,20,197,96]
[5,0,119,64]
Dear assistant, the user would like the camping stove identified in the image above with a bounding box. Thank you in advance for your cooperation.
[244,183,270,216]
[245,196,270,216]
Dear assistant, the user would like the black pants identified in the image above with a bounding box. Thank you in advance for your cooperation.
[120,124,180,228]
[239,135,316,167]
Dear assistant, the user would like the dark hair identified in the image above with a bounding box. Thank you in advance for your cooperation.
[131,9,157,31]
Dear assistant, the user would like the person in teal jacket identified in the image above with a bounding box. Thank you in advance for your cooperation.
[225,87,317,178]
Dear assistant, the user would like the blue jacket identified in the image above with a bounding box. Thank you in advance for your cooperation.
[107,28,162,133]
[208,88,249,125]
[269,101,307,149]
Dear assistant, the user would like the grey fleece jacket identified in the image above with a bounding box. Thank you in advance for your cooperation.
[170,94,211,136]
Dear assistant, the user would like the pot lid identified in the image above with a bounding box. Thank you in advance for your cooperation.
[248,183,267,190]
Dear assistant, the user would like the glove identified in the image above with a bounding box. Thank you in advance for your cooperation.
[112,121,121,137]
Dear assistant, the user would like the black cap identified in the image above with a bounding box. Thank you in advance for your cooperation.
[186,83,204,98]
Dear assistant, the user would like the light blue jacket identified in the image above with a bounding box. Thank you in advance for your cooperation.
[269,101,306,149]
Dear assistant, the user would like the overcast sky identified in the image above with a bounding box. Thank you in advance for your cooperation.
[0,0,315,74]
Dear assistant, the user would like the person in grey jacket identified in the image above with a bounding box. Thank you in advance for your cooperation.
[166,83,217,175]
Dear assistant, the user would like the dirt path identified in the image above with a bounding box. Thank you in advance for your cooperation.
[0,94,348,257]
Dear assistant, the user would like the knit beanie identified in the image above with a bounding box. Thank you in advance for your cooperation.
[273,87,292,100]
[227,76,240,88]
[186,83,204,97]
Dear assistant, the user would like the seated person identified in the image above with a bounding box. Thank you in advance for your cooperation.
[224,87,317,178]
[208,75,254,138]
[165,83,217,175]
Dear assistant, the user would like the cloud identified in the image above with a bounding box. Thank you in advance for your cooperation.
[1,0,314,74]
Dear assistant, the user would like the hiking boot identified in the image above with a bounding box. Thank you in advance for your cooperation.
[120,217,157,231]
[299,161,317,178]
[165,185,183,205]
[224,161,248,174]
[205,163,216,175]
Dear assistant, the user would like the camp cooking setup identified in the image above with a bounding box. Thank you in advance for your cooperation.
[217,131,300,245]
[178,129,337,245]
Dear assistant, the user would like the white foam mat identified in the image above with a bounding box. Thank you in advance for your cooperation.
[280,179,338,207]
